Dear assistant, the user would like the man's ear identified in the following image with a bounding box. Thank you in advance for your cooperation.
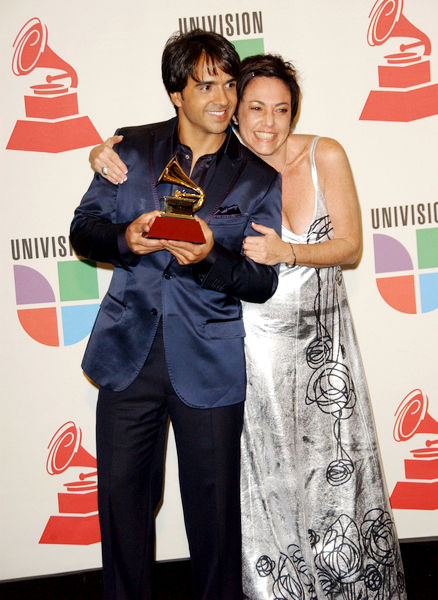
[170,91,183,108]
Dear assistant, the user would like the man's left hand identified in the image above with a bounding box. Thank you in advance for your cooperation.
[162,217,214,265]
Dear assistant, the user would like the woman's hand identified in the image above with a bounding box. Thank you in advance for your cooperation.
[243,223,292,266]
[89,136,128,185]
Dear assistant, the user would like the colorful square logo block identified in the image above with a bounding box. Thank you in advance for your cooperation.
[14,260,100,346]
[58,260,99,301]
[417,228,438,269]
[374,228,438,314]
[232,38,264,60]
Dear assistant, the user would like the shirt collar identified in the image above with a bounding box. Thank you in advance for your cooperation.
[172,123,233,164]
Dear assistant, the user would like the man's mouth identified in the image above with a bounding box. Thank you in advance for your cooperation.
[208,109,228,118]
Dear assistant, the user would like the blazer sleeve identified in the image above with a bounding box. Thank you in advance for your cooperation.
[192,172,282,303]
[70,135,138,267]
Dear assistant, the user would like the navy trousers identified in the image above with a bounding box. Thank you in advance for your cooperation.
[96,322,244,600]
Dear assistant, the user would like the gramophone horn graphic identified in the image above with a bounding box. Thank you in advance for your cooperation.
[7,17,102,152]
[39,421,101,545]
[360,0,438,122]
[390,389,438,510]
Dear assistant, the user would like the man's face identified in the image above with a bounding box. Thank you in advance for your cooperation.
[170,56,237,141]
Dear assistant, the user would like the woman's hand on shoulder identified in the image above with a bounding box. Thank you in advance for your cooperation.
[89,135,128,185]
[243,223,291,266]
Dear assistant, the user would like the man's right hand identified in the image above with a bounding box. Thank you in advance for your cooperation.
[89,136,128,185]
[126,212,164,255]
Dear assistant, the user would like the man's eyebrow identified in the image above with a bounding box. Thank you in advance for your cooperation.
[195,77,236,86]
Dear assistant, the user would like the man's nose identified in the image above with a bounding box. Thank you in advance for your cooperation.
[215,85,231,106]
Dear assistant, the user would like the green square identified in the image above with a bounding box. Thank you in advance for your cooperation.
[417,228,438,269]
[58,260,99,301]
[232,38,264,61]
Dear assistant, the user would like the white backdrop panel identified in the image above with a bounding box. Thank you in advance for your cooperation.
[1,0,437,580]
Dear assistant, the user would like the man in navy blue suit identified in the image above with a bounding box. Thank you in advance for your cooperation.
[70,29,281,600]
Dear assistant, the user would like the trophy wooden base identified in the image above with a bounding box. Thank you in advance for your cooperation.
[148,215,206,244]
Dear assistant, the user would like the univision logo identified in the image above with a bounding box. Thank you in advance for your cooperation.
[13,259,100,346]
[177,11,265,60]
[374,227,438,314]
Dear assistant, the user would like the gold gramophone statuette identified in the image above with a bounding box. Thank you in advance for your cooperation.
[147,155,206,243]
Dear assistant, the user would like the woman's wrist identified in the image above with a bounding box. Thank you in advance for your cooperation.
[285,242,297,267]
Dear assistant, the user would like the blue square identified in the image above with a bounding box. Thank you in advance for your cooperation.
[419,272,438,313]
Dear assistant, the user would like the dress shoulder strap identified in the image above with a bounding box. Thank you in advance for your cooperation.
[310,136,321,191]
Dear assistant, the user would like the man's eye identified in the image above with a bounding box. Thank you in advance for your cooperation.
[200,85,210,91]
[226,81,236,89]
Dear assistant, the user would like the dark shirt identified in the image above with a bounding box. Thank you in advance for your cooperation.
[175,129,229,191]
[172,131,231,277]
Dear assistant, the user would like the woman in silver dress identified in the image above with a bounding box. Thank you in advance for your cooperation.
[237,55,406,600]
[89,54,406,600]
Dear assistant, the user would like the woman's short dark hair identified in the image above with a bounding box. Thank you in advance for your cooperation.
[237,54,301,123]
[162,29,241,95]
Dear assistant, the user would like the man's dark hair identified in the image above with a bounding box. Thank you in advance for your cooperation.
[162,29,241,95]
[237,54,301,124]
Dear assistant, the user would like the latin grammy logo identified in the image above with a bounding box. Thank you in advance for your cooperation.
[39,421,101,545]
[6,17,102,153]
[360,0,438,122]
[390,389,438,510]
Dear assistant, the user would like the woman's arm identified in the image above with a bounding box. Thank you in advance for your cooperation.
[243,138,362,268]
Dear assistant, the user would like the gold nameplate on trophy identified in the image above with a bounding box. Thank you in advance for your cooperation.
[147,155,206,243]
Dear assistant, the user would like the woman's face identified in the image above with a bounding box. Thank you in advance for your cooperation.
[237,76,291,161]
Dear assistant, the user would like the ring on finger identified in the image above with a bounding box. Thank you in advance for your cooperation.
[102,167,108,176]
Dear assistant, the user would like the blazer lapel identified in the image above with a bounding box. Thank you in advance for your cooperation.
[149,118,177,210]
[198,141,246,222]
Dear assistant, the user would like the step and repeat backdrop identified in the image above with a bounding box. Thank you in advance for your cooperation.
[1,0,437,581]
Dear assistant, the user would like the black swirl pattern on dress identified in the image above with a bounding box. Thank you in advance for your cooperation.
[304,215,356,486]
[256,508,405,599]
[361,508,396,567]
[307,215,333,244]
[256,544,317,600]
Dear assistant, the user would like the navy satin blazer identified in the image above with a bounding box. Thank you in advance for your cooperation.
[70,118,281,407]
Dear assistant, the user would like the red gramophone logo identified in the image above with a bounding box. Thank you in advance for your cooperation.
[7,18,102,153]
[360,0,438,121]
[390,389,438,510]
[39,421,100,545]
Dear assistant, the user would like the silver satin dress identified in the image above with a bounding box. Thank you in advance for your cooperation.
[241,137,406,600]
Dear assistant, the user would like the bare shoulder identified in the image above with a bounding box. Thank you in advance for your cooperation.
[314,137,350,170]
